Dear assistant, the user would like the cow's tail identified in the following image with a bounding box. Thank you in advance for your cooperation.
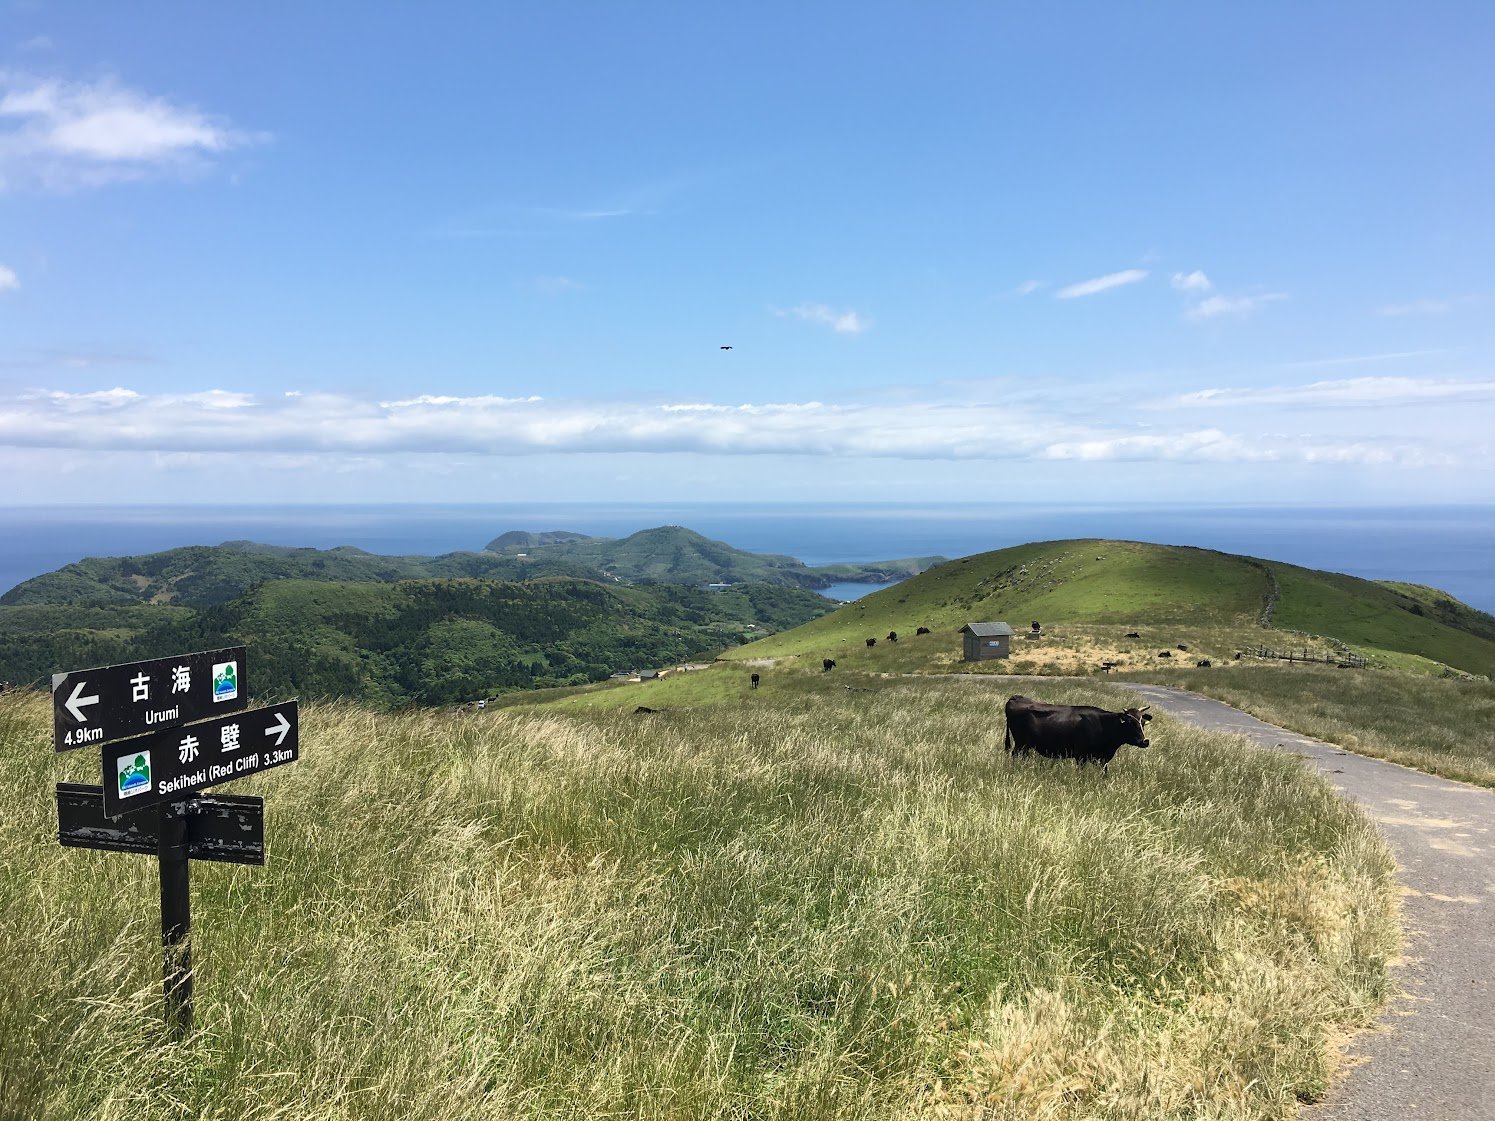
[1004,722,1013,754]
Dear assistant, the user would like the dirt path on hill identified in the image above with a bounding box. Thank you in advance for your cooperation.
[1110,683,1495,1120]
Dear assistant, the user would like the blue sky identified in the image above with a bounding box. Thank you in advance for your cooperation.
[2,2,1492,505]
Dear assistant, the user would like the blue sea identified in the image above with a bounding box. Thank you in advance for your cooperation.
[2,503,1492,614]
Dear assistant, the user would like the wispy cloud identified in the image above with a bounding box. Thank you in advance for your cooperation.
[1185,291,1287,320]
[1279,348,1457,370]
[774,304,872,334]
[1170,270,1212,293]
[1054,269,1148,299]
[1013,279,1046,296]
[1378,295,1479,316]
[0,70,265,190]
[1163,376,1495,409]
[0,263,17,292]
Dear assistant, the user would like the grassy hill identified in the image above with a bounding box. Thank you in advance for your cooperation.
[721,539,1495,678]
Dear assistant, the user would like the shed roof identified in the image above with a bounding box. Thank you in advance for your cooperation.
[962,622,1014,636]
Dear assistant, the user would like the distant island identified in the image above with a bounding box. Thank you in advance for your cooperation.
[2,525,944,610]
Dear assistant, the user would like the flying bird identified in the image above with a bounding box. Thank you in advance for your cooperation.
[720,345,733,350]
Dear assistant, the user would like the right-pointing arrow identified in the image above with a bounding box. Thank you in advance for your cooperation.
[65,680,100,723]
[265,711,291,747]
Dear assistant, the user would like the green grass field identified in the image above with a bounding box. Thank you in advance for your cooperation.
[2,673,1397,1120]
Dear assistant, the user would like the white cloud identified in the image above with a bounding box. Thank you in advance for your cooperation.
[1164,376,1495,409]
[1185,292,1287,319]
[775,304,872,334]
[1378,295,1479,316]
[1054,269,1148,299]
[1013,279,1046,296]
[1042,428,1275,463]
[0,384,1474,476]
[0,263,17,291]
[0,71,264,190]
[1171,270,1212,292]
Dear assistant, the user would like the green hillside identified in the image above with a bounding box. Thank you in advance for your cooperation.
[723,539,1495,678]
[0,577,835,705]
[483,524,945,588]
[2,528,943,609]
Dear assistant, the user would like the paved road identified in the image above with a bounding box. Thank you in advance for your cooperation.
[1113,683,1495,1120]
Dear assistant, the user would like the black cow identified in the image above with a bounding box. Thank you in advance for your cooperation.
[1195,660,1211,668]
[1003,695,1152,772]
[916,626,931,635]
[750,673,760,689]
[1125,631,1141,639]
[822,658,836,672]
[866,637,877,648]
[1157,650,1172,658]
[887,631,898,642]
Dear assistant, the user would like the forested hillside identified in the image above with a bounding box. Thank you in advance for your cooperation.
[0,577,834,705]
[2,528,944,608]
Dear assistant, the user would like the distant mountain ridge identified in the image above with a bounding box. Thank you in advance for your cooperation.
[1,526,945,609]
[484,525,944,589]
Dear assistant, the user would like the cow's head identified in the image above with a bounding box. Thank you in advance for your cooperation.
[1119,707,1151,748]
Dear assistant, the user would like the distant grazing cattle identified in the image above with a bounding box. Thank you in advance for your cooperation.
[1177,644,1189,652]
[866,637,877,648]
[916,626,931,635]
[822,659,836,672]
[1003,695,1151,772]
[633,706,661,715]
[750,673,760,689]
[1196,660,1212,668]
[887,631,898,642]
[1157,651,1172,658]
[1031,621,1041,631]
[1125,632,1141,639]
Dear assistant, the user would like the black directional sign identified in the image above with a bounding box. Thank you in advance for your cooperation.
[52,646,248,752]
[57,784,265,865]
[101,701,298,818]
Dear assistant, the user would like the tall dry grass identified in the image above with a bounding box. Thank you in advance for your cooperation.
[0,677,1395,1120]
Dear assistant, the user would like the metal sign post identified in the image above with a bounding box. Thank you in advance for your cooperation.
[51,647,296,1039]
[158,801,193,1035]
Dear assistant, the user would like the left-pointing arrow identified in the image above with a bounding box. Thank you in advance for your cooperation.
[65,680,100,723]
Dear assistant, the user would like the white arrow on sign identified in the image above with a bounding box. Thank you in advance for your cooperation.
[64,680,100,723]
[265,711,291,747]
